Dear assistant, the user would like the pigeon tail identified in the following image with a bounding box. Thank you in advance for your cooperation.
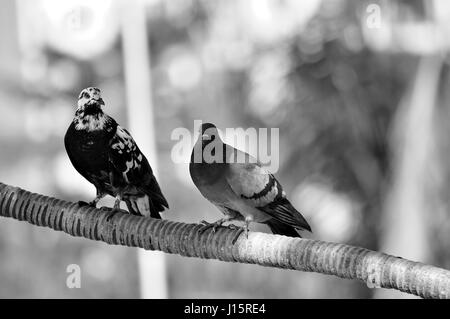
[265,219,302,238]
[260,198,312,232]
[125,195,163,219]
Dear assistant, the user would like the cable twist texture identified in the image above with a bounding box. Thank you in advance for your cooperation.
[0,182,449,299]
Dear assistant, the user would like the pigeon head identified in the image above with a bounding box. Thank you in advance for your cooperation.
[73,87,109,131]
[199,123,220,144]
[77,87,105,113]
[191,122,226,164]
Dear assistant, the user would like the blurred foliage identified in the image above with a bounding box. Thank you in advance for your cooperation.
[0,0,448,298]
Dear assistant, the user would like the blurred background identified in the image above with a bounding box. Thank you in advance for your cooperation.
[1,0,450,298]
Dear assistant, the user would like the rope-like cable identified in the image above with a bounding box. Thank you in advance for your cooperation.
[0,182,449,299]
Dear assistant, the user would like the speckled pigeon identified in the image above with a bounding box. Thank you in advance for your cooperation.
[64,87,168,218]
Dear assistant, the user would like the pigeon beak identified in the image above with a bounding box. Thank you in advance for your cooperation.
[201,133,210,139]
[87,98,104,106]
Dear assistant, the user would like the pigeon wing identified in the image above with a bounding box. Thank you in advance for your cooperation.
[108,126,169,210]
[225,148,310,231]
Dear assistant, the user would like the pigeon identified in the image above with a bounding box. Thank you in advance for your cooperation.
[189,122,311,238]
[64,87,168,218]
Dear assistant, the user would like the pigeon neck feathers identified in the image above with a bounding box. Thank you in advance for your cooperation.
[73,108,111,132]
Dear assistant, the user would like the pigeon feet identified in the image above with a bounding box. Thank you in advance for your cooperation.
[198,219,245,245]
[229,222,251,244]
[243,224,250,239]
[105,207,128,222]
[231,228,246,244]
[113,195,123,210]
[199,220,224,233]
[235,217,251,239]
[78,201,90,207]
[78,192,104,208]
[106,195,124,221]
[199,218,238,233]
[106,211,117,222]
[78,200,97,208]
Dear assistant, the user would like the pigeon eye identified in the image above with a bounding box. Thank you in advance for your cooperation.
[83,92,90,99]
